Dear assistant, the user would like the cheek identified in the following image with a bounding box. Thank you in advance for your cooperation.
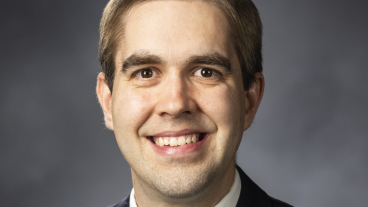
[196,84,245,154]
[112,88,154,134]
[111,87,155,163]
[197,85,244,127]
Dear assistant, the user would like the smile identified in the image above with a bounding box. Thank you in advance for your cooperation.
[148,133,206,147]
[147,131,209,156]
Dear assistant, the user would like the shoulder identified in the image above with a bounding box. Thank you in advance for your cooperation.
[236,165,293,207]
[270,197,293,207]
[106,195,130,207]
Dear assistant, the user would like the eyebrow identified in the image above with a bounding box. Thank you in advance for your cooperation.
[121,51,232,72]
[122,52,164,72]
[188,52,232,72]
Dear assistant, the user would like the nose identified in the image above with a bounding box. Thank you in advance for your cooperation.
[156,74,196,118]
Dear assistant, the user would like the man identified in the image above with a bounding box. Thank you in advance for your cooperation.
[96,0,292,206]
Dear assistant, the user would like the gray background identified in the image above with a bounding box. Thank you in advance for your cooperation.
[1,0,367,206]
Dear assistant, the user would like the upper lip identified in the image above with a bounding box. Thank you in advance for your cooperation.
[148,129,204,137]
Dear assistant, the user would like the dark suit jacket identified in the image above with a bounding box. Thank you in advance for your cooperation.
[108,165,292,207]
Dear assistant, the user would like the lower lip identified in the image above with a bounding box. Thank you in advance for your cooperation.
[149,134,209,156]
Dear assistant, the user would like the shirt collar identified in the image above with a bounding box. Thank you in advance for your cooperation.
[129,168,241,207]
[129,188,137,207]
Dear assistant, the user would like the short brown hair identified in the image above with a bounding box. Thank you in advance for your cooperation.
[99,0,262,92]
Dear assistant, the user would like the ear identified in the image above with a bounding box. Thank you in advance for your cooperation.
[96,72,114,130]
[243,72,264,130]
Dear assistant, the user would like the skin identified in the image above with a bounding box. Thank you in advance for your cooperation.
[96,1,264,207]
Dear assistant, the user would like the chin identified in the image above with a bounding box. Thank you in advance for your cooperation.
[148,161,218,199]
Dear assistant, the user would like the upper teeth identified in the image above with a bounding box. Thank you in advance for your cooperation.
[153,134,198,147]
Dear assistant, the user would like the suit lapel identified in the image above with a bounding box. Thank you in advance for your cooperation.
[112,195,130,207]
[236,165,272,207]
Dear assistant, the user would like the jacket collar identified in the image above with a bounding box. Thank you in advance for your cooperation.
[236,165,272,207]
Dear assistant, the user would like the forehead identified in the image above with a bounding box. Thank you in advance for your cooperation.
[117,0,234,64]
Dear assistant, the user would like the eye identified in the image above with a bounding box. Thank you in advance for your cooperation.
[193,67,220,78]
[141,69,153,78]
[133,68,158,79]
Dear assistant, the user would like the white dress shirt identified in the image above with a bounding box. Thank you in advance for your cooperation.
[130,169,241,207]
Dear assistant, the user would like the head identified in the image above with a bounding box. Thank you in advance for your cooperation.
[99,0,263,93]
[96,0,264,205]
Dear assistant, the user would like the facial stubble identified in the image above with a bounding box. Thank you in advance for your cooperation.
[144,158,219,199]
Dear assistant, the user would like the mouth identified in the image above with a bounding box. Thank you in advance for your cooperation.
[147,133,206,147]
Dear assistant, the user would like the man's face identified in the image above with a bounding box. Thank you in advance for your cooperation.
[98,0,260,199]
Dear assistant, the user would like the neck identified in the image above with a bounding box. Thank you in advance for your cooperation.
[132,161,236,207]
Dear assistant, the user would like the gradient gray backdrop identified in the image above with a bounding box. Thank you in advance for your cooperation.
[1,0,367,206]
